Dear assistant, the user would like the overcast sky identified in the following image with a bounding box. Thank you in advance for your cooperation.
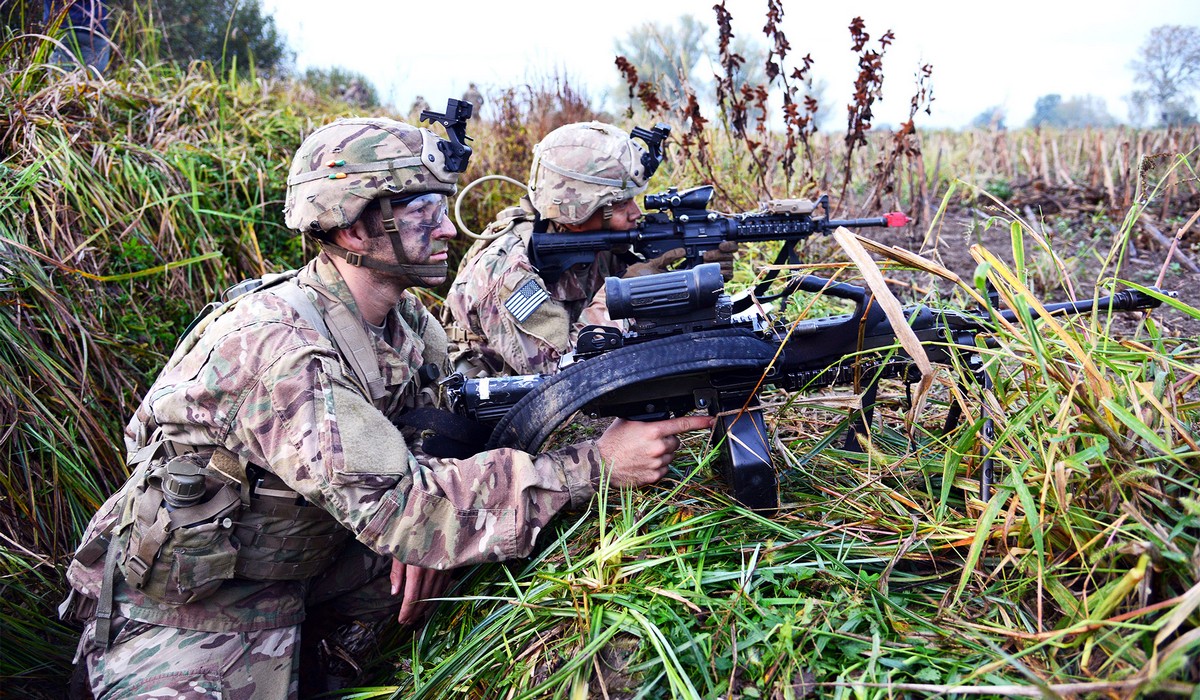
[261,0,1199,129]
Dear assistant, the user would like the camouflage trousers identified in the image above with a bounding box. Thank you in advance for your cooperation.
[76,619,298,699]
[74,542,401,699]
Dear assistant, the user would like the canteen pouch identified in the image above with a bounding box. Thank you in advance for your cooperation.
[121,453,242,605]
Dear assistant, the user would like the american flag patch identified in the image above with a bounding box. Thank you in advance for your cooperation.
[504,278,550,323]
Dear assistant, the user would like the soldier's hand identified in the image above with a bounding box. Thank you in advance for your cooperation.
[623,247,687,278]
[390,560,453,627]
[702,241,740,280]
[596,415,714,487]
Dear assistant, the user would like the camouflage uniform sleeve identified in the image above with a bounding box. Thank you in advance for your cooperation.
[234,344,603,570]
[474,266,572,376]
[576,283,614,328]
[575,250,627,332]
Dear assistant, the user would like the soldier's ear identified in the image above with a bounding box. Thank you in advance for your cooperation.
[332,220,372,252]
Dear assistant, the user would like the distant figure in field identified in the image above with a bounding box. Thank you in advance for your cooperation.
[409,94,431,121]
[43,0,110,73]
[461,82,484,119]
[339,78,370,108]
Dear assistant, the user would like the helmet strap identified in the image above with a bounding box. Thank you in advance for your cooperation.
[599,204,614,230]
[378,196,413,267]
[367,197,449,285]
[315,239,448,282]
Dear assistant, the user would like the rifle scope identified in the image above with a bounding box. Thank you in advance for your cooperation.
[606,262,725,321]
[643,185,714,212]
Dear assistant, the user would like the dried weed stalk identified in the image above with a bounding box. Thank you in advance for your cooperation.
[842,17,894,208]
[866,63,934,217]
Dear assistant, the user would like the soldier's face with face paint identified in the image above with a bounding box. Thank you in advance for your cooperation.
[393,193,454,268]
[363,192,456,286]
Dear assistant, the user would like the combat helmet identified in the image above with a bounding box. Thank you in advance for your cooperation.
[528,121,652,228]
[284,117,460,234]
[284,108,473,280]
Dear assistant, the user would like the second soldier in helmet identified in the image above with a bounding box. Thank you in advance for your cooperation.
[444,121,737,377]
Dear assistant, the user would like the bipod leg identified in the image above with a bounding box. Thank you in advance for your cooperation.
[713,396,779,513]
[843,378,880,451]
[943,396,964,433]
[977,368,995,501]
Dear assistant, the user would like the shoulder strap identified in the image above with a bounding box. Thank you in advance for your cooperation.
[268,279,331,340]
[291,281,389,404]
[186,269,388,408]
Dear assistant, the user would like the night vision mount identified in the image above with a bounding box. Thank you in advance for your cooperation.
[421,98,474,173]
[630,122,670,178]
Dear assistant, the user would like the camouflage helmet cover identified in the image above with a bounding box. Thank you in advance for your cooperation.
[284,118,459,233]
[528,121,650,226]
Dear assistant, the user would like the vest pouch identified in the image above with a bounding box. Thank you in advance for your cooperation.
[61,487,128,619]
[149,515,238,604]
[122,455,242,606]
[232,478,351,581]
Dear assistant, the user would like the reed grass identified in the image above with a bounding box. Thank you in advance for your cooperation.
[0,20,336,686]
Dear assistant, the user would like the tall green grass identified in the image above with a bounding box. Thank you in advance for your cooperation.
[0,26,337,687]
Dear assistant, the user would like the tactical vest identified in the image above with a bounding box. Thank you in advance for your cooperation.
[63,270,446,647]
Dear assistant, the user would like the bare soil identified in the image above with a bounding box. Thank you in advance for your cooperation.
[870,196,1200,340]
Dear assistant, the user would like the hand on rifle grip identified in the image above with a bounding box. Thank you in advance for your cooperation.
[702,241,740,280]
[623,247,687,277]
[596,415,715,486]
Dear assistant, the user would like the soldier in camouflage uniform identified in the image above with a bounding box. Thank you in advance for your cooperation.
[61,117,712,699]
[443,121,737,377]
[460,82,484,118]
[408,94,430,122]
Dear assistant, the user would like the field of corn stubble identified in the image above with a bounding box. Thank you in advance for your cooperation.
[2,6,1199,700]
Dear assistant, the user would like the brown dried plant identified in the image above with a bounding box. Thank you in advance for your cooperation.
[761,0,818,185]
[713,2,747,137]
[617,5,936,214]
[865,63,934,218]
[615,57,668,118]
[616,49,724,196]
[841,17,895,208]
[712,1,769,195]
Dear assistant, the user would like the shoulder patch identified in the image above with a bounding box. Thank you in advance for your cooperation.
[504,278,550,322]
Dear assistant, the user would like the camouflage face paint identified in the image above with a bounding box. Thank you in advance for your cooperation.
[385,192,453,286]
[394,193,450,261]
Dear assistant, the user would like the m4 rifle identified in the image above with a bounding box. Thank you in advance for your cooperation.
[529,184,910,293]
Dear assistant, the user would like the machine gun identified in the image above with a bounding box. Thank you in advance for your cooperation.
[444,263,1172,513]
[529,184,911,296]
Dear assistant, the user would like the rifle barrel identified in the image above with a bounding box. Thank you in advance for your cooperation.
[823,216,891,230]
[997,289,1166,323]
